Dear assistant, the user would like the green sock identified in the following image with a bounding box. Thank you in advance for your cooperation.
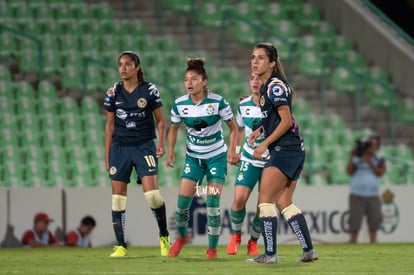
[230,208,246,234]
[206,195,221,249]
[175,194,193,238]
[250,214,261,241]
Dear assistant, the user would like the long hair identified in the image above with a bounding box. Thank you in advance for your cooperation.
[118,51,145,84]
[254,42,296,99]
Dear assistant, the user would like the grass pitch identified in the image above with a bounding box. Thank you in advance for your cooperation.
[0,243,413,275]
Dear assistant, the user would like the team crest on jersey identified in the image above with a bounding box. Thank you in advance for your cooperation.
[259,95,265,106]
[109,166,117,175]
[137,98,147,108]
[206,104,214,115]
[271,85,284,97]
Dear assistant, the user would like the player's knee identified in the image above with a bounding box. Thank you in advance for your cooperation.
[112,194,127,211]
[258,203,277,217]
[144,190,164,209]
[281,204,302,220]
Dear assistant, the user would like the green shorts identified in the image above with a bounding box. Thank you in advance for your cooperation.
[181,152,227,184]
[234,160,262,190]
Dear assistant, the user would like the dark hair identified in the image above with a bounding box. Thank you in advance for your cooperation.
[81,215,96,227]
[185,57,208,80]
[118,51,145,83]
[369,135,381,149]
[254,42,296,99]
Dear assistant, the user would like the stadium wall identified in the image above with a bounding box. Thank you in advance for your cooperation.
[310,0,414,98]
[0,185,411,247]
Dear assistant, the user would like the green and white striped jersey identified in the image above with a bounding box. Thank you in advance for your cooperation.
[171,92,233,159]
[237,95,269,167]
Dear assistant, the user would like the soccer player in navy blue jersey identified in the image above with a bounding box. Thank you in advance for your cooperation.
[103,51,169,257]
[246,43,318,264]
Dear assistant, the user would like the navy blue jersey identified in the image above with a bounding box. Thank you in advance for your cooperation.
[103,81,162,145]
[259,75,303,151]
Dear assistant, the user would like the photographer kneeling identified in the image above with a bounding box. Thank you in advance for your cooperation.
[346,135,386,243]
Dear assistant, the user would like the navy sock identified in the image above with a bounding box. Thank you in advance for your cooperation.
[261,216,278,256]
[288,213,314,252]
[112,210,127,248]
[151,203,169,237]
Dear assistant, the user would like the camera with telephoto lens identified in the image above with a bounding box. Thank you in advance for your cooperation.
[355,139,372,157]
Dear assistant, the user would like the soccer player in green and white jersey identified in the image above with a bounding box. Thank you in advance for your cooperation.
[226,73,268,256]
[166,58,239,259]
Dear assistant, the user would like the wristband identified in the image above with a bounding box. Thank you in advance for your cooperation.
[235,146,241,154]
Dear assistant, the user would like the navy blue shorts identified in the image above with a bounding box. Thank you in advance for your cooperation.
[108,141,158,184]
[264,146,305,180]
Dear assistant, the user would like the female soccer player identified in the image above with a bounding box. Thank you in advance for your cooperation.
[103,51,169,257]
[166,58,239,259]
[226,73,265,256]
[247,43,318,263]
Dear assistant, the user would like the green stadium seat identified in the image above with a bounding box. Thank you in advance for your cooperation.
[43,49,61,75]
[232,21,260,46]
[311,21,336,43]
[157,35,180,52]
[397,97,414,124]
[297,35,324,53]
[20,18,43,36]
[18,48,39,73]
[19,113,41,133]
[262,3,290,26]
[328,160,350,184]
[330,67,359,94]
[279,0,304,13]
[81,96,100,114]
[42,18,65,36]
[309,173,328,185]
[59,34,80,52]
[364,82,394,109]
[72,2,93,19]
[40,124,62,147]
[61,49,82,69]
[368,66,390,84]
[61,65,82,90]
[0,32,18,58]
[0,64,12,82]
[198,1,229,28]
[90,3,114,20]
[341,51,366,72]
[0,81,12,98]
[273,20,299,42]
[13,81,36,100]
[327,35,354,59]
[231,2,257,19]
[51,2,72,19]
[298,51,323,77]
[165,0,193,13]
[294,3,321,29]
[28,1,52,20]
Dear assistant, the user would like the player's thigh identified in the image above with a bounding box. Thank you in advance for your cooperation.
[181,155,206,183]
[258,166,288,204]
[109,144,134,183]
[205,152,227,185]
[133,141,158,180]
[276,180,298,210]
[234,160,261,190]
